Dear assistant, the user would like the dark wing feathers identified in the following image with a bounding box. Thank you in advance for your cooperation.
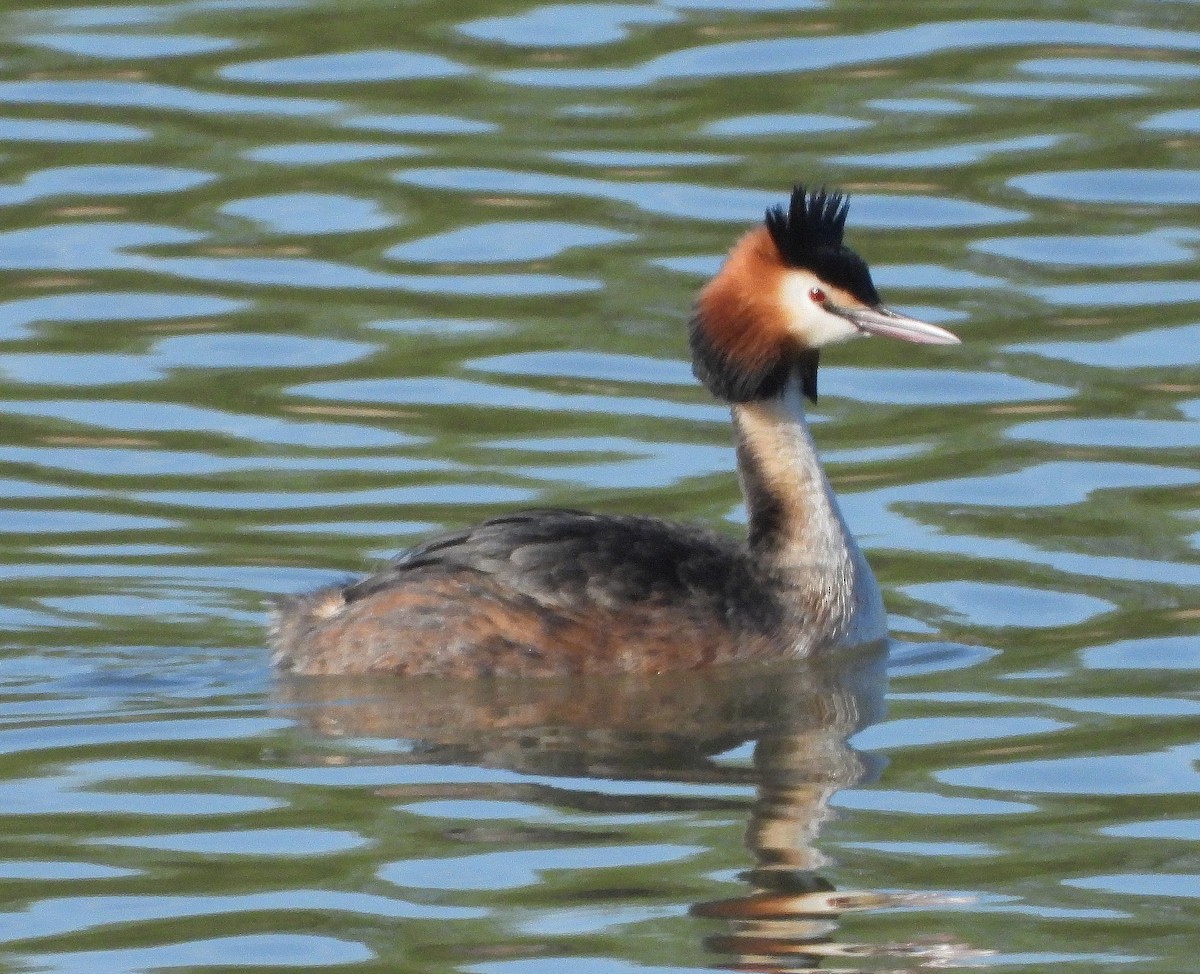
[343,509,782,632]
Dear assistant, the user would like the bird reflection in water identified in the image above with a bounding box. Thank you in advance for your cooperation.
[275,645,985,970]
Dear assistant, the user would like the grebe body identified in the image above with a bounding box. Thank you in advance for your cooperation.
[270,187,959,677]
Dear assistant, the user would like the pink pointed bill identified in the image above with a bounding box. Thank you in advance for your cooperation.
[843,306,960,345]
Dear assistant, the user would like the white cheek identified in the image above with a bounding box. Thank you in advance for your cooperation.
[779,273,861,348]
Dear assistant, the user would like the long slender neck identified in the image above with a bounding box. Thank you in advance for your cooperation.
[730,371,885,647]
[730,372,854,570]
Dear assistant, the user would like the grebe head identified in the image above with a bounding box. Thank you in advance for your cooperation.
[690,185,960,403]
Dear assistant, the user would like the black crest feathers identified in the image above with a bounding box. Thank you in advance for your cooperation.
[765,186,849,266]
[764,184,880,306]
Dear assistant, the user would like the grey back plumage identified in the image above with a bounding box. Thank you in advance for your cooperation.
[345,509,785,633]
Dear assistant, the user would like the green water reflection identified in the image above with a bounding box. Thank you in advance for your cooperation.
[0,0,1197,971]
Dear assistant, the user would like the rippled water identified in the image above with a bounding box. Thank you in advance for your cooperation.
[0,1,1197,971]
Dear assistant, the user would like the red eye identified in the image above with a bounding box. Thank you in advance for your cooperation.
[808,287,827,304]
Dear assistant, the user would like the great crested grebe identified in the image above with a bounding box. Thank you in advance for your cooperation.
[270,186,959,678]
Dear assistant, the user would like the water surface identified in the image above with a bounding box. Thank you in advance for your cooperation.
[0,1,1197,972]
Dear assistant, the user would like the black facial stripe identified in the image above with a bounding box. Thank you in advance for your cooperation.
[805,249,880,306]
[825,301,865,328]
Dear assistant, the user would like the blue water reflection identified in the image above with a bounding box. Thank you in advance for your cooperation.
[0,1,1197,973]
